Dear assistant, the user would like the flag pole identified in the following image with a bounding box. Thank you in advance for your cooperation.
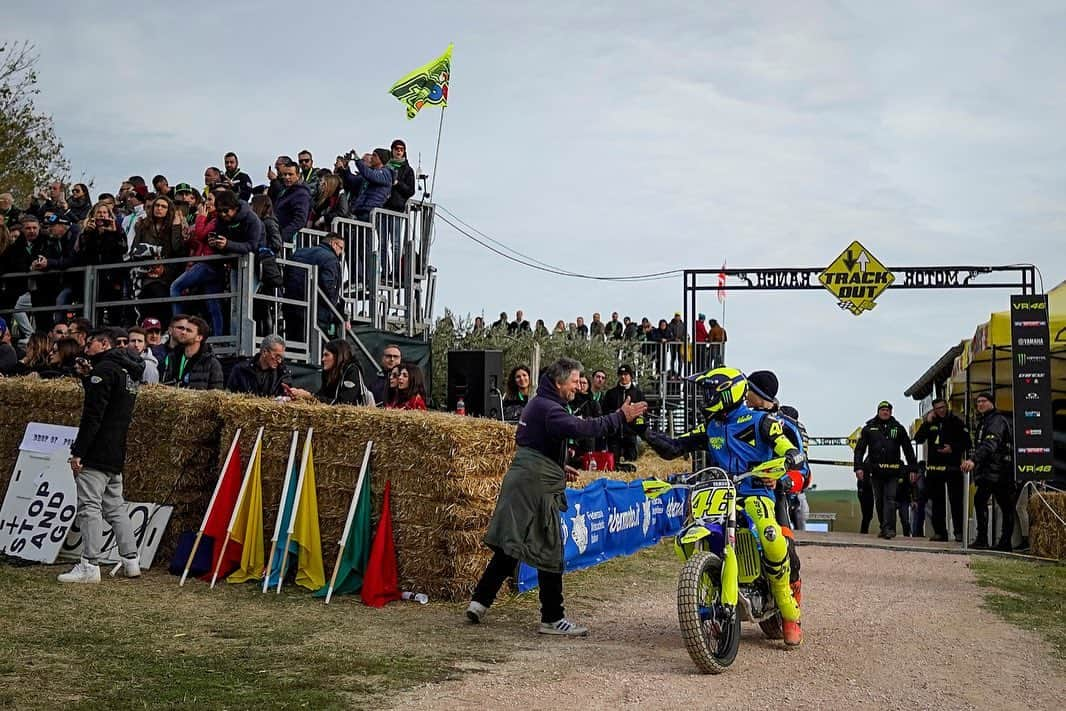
[428,107,446,199]
[277,428,314,594]
[180,428,242,586]
[325,441,374,604]
[262,430,300,593]
[209,427,262,588]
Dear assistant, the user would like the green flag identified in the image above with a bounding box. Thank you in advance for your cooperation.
[389,43,452,120]
[313,466,373,597]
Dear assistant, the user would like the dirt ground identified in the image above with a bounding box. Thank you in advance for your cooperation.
[394,546,1066,711]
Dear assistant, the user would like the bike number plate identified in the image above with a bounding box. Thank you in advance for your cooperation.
[690,482,731,519]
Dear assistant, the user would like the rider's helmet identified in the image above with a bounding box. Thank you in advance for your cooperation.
[688,367,747,417]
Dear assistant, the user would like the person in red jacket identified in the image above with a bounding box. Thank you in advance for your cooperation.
[386,361,428,410]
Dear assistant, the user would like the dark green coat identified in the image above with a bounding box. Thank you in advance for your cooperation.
[483,447,568,573]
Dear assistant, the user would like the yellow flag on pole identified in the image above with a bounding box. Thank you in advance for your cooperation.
[290,434,325,590]
[227,436,265,584]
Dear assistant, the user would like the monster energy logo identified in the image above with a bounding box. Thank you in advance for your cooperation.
[709,436,725,450]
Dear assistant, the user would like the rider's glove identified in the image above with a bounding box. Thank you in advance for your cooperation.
[784,449,806,472]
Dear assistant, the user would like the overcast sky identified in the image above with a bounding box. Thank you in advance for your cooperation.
[5,1,1065,488]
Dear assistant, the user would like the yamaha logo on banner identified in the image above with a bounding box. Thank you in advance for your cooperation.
[517,478,688,591]
[1010,295,1054,482]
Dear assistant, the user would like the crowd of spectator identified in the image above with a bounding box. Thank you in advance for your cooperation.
[0,140,418,346]
[473,309,726,348]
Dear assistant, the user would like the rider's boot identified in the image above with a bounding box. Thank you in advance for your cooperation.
[783,620,803,646]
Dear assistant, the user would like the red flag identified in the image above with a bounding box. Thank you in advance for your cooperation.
[361,480,402,608]
[717,261,727,304]
[197,441,244,581]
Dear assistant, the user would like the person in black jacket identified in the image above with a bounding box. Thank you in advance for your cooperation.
[913,398,972,542]
[227,334,293,398]
[962,392,1015,551]
[59,329,145,584]
[290,339,371,406]
[222,152,254,201]
[384,139,416,212]
[211,190,264,257]
[282,233,343,339]
[601,364,645,461]
[159,315,224,390]
[854,401,918,539]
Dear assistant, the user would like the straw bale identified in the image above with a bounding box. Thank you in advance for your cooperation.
[1029,492,1066,560]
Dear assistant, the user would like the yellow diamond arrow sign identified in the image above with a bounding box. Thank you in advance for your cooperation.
[818,240,894,315]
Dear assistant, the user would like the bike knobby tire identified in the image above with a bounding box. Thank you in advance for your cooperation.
[677,551,741,674]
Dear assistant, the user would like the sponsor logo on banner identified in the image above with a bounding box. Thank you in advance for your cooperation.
[1017,447,1052,455]
[1024,429,1043,436]
[1019,464,1053,475]
[1017,337,1045,346]
[570,504,589,554]
[1016,353,1046,366]
[1026,393,1039,400]
[1014,320,1047,328]
[1024,410,1040,418]
[607,503,642,534]
[642,499,653,536]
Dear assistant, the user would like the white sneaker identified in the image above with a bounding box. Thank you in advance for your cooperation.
[57,560,101,584]
[538,618,589,636]
[120,556,141,578]
[465,601,488,624]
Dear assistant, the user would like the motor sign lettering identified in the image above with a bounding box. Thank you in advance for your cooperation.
[818,241,894,315]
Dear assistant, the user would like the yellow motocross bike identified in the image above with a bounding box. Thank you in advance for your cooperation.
[644,457,789,674]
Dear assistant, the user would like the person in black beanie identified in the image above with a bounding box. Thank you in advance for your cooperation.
[962,391,1015,551]
[854,400,917,539]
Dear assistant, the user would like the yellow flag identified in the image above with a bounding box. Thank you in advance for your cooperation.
[227,440,265,583]
[290,443,325,590]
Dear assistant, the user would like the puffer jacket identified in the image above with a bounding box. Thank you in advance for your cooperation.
[339,161,394,219]
[71,347,146,474]
[972,408,1013,484]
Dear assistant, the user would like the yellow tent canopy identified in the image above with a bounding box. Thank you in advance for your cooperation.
[941,280,1066,412]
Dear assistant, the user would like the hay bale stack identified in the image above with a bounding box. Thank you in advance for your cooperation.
[214,397,516,600]
[1029,492,1066,560]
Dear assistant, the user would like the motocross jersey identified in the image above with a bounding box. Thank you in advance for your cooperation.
[647,403,798,497]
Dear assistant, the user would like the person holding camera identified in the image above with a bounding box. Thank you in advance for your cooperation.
[222,152,254,201]
[76,202,128,318]
[335,148,394,222]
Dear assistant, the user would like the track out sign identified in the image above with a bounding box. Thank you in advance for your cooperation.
[818,241,894,315]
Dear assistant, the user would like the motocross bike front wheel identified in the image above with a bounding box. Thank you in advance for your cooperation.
[677,551,741,674]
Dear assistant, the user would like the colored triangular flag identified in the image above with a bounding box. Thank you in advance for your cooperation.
[314,459,373,598]
[264,455,302,589]
[289,440,325,591]
[389,43,452,120]
[361,480,402,608]
[226,436,265,584]
[198,437,244,582]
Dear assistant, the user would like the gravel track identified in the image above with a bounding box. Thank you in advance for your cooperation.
[396,547,1066,710]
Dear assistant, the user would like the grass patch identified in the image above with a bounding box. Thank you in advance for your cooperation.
[970,557,1066,663]
[0,543,679,709]
[805,489,863,532]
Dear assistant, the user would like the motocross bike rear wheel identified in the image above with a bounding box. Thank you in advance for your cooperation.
[677,551,741,674]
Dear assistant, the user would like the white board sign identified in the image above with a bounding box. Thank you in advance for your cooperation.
[19,423,79,454]
[59,502,173,569]
[0,449,78,563]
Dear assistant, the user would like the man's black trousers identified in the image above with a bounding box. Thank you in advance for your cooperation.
[927,468,964,539]
[974,478,1015,546]
[472,549,564,623]
[857,477,875,534]
[871,476,910,536]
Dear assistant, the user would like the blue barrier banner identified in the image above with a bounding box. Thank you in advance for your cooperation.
[517,478,688,592]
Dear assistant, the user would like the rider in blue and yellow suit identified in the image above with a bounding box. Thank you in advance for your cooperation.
[643,367,806,647]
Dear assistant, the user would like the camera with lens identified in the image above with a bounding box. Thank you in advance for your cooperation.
[338,149,359,162]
